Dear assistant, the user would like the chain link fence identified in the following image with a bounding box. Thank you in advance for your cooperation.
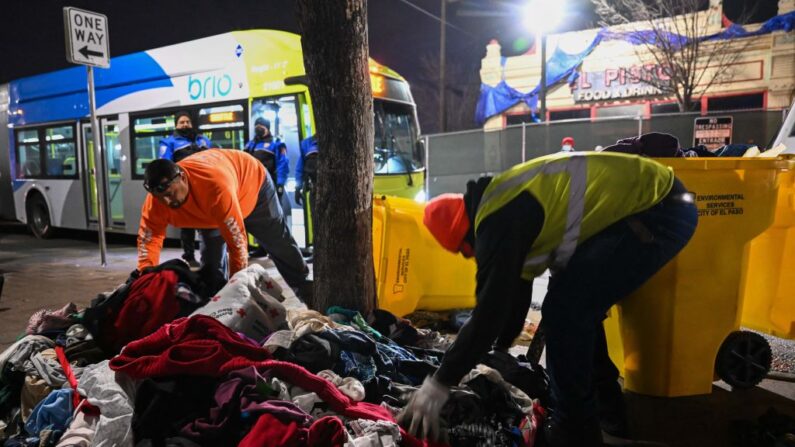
[424,108,788,198]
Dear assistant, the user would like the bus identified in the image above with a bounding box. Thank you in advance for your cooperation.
[0,29,425,242]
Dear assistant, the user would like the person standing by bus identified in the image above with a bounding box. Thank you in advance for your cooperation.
[158,110,214,268]
[245,118,289,199]
[295,134,319,249]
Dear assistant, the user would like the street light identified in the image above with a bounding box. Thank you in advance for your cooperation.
[522,0,566,122]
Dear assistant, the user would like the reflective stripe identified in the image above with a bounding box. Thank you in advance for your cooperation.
[482,155,588,272]
[549,156,587,269]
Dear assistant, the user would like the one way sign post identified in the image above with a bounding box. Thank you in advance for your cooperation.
[63,7,109,68]
[63,6,110,266]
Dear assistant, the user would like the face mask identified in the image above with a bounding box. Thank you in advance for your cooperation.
[562,144,573,151]
[177,128,195,139]
[255,127,266,137]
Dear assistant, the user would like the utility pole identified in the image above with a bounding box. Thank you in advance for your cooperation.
[539,33,547,122]
[439,0,447,132]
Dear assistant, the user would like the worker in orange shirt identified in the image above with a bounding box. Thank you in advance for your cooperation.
[137,149,310,297]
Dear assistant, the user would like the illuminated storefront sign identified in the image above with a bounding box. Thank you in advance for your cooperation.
[572,64,670,102]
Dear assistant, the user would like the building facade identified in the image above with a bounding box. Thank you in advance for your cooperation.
[479,0,795,130]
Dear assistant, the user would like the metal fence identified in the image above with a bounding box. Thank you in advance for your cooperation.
[424,108,788,197]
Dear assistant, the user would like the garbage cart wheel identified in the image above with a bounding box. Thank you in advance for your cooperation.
[715,331,771,389]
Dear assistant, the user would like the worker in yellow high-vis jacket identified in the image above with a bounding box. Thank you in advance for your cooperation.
[399,152,698,447]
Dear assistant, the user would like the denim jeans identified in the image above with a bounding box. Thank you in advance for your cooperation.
[542,178,698,423]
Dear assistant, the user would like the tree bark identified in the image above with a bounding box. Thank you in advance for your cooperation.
[296,0,376,314]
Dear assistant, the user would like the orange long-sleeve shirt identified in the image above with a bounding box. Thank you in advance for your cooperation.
[137,149,266,276]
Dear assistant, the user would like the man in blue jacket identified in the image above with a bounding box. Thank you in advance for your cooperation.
[158,110,214,268]
[245,118,289,199]
[159,110,213,162]
[295,134,319,248]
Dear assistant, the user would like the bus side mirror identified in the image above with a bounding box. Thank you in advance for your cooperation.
[415,138,425,165]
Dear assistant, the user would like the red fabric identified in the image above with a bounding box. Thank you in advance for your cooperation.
[109,315,447,447]
[561,137,575,146]
[307,416,346,447]
[110,270,181,351]
[722,12,734,28]
[238,413,305,447]
[109,315,271,378]
[55,346,81,410]
[55,346,100,414]
[423,194,469,254]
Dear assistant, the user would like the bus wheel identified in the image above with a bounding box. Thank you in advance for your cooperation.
[26,193,54,239]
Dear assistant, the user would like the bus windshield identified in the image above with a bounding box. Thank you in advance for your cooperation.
[373,100,422,175]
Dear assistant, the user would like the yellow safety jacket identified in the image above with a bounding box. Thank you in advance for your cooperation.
[475,152,674,280]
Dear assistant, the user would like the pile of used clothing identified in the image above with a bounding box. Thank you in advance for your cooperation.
[0,260,548,447]
[601,132,789,159]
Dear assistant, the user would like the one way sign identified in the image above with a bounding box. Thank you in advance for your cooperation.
[63,7,110,68]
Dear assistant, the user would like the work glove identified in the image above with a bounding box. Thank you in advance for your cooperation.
[276,184,285,198]
[397,375,450,442]
[295,186,303,206]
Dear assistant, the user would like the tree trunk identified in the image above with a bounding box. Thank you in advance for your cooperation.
[296,0,376,314]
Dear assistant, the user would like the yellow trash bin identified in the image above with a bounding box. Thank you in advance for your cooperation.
[604,158,791,397]
[741,163,795,339]
[372,195,477,317]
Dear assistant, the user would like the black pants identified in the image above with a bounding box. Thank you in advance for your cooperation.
[180,228,196,260]
[200,174,308,287]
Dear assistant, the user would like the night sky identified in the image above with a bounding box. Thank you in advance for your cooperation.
[0,0,778,132]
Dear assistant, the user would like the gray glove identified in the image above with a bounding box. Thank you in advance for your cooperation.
[397,375,450,442]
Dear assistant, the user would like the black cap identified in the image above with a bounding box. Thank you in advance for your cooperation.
[175,110,192,124]
[144,159,180,191]
[254,117,271,129]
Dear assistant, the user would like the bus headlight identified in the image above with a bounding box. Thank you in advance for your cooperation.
[414,189,427,203]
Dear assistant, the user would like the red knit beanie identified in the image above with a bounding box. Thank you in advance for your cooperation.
[423,194,470,254]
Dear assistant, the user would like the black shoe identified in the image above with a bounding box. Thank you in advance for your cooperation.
[544,417,603,447]
[182,255,200,269]
[597,382,628,437]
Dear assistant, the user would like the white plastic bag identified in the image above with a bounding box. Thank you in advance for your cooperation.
[191,264,287,340]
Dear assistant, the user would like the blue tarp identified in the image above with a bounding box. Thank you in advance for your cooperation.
[475,11,795,124]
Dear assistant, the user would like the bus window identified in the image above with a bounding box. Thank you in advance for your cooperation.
[251,96,301,178]
[132,115,174,177]
[44,125,77,177]
[197,104,246,149]
[373,100,422,174]
[15,129,41,179]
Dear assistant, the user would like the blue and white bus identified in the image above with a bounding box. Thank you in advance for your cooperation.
[0,30,425,240]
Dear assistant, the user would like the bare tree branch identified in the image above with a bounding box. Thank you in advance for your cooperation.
[591,0,755,112]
